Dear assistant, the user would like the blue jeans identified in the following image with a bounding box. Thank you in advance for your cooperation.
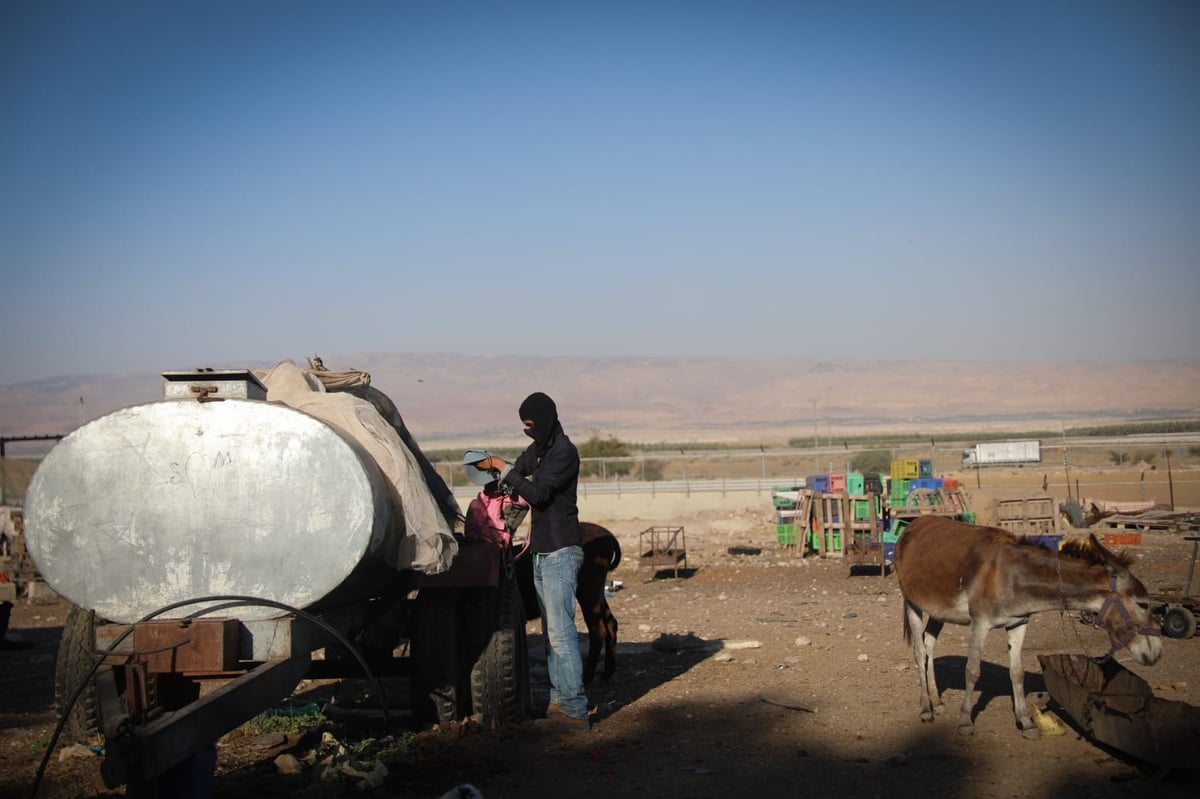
[533,545,587,719]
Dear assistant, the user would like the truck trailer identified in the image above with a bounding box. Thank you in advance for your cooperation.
[24,363,529,792]
[961,439,1042,467]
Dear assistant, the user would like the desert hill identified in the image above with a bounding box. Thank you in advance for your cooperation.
[1,354,1198,449]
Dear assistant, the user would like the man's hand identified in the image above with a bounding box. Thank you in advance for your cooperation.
[475,456,505,472]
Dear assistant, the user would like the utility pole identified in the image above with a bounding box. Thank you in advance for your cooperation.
[1165,446,1175,510]
[809,398,819,450]
[809,397,819,470]
[1060,386,1071,501]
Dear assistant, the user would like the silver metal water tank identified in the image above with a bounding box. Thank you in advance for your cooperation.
[24,398,395,622]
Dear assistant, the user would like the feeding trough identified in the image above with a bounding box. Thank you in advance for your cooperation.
[1038,653,1200,772]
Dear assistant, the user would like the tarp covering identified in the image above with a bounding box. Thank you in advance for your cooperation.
[255,360,458,575]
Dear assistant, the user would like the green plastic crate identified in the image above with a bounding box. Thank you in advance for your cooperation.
[809,530,842,552]
[772,486,802,509]
[853,497,881,520]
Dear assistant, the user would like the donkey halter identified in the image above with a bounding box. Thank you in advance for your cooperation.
[1093,575,1161,655]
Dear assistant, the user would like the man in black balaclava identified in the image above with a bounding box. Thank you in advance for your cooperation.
[518,391,558,448]
[474,392,588,731]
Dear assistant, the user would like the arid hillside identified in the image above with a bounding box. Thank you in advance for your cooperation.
[1,354,1198,448]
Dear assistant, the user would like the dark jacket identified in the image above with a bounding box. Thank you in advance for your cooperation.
[501,422,581,554]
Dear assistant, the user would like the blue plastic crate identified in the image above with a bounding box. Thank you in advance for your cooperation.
[909,477,943,491]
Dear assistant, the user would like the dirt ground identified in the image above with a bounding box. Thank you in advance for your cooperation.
[3,485,1200,799]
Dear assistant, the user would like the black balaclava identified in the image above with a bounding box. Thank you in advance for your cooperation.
[519,392,558,447]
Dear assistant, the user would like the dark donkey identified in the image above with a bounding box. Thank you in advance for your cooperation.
[894,516,1162,738]
[516,522,621,683]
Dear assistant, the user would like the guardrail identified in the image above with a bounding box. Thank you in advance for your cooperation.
[452,477,781,502]
[451,475,1200,506]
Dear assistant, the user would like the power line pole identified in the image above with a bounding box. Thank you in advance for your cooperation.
[808,397,819,471]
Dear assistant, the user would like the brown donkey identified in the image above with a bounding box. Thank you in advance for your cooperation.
[576,522,621,682]
[894,516,1162,738]
[515,522,621,683]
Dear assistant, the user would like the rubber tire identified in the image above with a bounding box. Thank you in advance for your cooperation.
[1162,607,1197,640]
[468,571,531,725]
[409,587,467,723]
[55,605,101,741]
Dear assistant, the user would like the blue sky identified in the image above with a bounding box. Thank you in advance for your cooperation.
[2,1,1198,384]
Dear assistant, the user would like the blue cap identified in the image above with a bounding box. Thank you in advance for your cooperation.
[462,449,509,486]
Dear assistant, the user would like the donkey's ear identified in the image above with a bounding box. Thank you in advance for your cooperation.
[1088,532,1124,572]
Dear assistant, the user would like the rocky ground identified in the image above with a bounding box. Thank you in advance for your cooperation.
[3,501,1200,799]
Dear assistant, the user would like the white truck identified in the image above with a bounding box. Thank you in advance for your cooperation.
[961,439,1042,467]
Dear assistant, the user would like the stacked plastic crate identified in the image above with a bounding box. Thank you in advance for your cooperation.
[849,472,884,520]
[883,518,909,562]
[888,458,933,509]
[772,484,804,545]
[802,474,832,551]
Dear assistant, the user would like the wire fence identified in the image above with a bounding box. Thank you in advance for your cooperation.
[443,439,1200,505]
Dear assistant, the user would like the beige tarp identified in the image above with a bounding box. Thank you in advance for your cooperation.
[255,360,458,575]
[1087,499,1159,515]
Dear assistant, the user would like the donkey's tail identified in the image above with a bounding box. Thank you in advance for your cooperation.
[609,537,622,572]
[901,600,913,645]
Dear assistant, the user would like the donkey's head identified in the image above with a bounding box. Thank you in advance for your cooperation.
[1065,535,1162,665]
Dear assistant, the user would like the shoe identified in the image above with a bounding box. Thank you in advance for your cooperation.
[534,713,590,732]
[544,702,563,718]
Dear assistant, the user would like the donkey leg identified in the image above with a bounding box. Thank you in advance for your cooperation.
[906,604,940,722]
[601,601,618,680]
[578,599,602,684]
[582,620,601,684]
[576,561,606,684]
[1005,622,1038,739]
[959,622,989,735]
[923,618,945,715]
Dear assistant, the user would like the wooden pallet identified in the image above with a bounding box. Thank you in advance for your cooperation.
[810,491,883,565]
[1093,510,1200,534]
[888,488,973,524]
[993,496,1062,536]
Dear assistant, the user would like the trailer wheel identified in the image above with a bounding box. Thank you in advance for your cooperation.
[467,570,531,725]
[55,605,101,740]
[410,587,467,723]
[1162,607,1197,639]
